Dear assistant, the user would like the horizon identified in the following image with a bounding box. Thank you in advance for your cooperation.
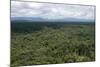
[11,1,95,22]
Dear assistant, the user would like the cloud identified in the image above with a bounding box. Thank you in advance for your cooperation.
[11,1,95,20]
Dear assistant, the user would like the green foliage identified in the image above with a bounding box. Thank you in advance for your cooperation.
[11,23,95,67]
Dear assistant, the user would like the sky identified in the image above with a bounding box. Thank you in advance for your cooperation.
[11,1,95,22]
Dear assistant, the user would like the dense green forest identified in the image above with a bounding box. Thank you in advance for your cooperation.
[11,22,95,67]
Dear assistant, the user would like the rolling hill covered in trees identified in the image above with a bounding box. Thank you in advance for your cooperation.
[11,21,95,67]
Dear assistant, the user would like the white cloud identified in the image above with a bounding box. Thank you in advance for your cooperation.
[11,1,95,20]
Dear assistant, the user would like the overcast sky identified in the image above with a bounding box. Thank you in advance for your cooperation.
[11,1,95,21]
